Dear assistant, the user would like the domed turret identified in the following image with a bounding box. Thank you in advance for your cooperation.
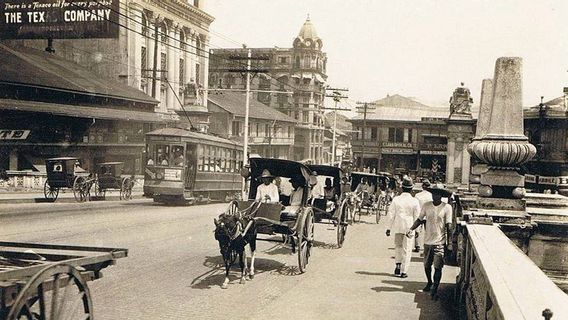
[294,15,322,50]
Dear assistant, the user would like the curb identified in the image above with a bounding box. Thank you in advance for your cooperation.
[0,194,145,204]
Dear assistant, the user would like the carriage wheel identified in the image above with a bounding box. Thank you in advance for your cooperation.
[7,263,93,320]
[43,180,59,202]
[297,210,314,273]
[120,178,133,201]
[72,176,88,202]
[93,180,106,199]
[336,200,349,248]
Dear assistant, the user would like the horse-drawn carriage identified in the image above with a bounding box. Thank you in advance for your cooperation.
[307,165,351,248]
[350,171,391,223]
[43,157,91,202]
[0,241,127,319]
[92,162,134,201]
[221,158,315,274]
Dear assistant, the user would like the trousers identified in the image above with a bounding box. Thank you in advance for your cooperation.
[394,233,413,274]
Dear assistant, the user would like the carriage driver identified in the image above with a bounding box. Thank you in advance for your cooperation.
[255,169,279,203]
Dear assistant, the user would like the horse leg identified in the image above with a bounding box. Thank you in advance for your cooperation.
[249,234,257,280]
[221,251,230,289]
[239,250,246,284]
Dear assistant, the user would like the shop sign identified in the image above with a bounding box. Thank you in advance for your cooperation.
[382,147,414,155]
[524,174,536,183]
[0,0,119,39]
[419,143,447,151]
[382,142,414,148]
[0,129,30,140]
[420,150,446,155]
[538,176,557,185]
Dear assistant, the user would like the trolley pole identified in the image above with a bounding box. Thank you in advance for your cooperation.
[243,48,252,171]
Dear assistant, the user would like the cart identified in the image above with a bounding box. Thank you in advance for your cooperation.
[92,162,134,201]
[43,158,92,202]
[229,158,315,273]
[350,172,381,223]
[375,172,393,223]
[307,165,351,248]
[0,241,128,319]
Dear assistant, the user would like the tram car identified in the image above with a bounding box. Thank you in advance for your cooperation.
[144,127,244,204]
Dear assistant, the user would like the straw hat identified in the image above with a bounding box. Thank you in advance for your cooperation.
[425,182,452,197]
[401,175,414,189]
[260,169,274,179]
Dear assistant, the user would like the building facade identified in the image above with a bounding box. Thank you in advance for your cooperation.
[349,95,451,181]
[208,17,328,163]
[208,92,296,159]
[6,0,212,118]
[524,95,568,194]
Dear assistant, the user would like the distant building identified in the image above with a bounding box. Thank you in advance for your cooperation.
[524,96,568,194]
[208,92,296,159]
[348,94,452,180]
[209,16,328,163]
[323,111,352,165]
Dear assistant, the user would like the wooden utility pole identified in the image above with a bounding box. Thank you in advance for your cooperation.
[356,101,379,171]
[324,86,349,166]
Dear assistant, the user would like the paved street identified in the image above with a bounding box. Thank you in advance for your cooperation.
[2,200,457,319]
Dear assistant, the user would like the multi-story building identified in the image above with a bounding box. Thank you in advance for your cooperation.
[6,0,213,118]
[323,111,352,165]
[208,17,328,163]
[349,95,451,180]
[208,92,296,159]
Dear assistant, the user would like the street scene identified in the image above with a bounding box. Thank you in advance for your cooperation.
[1,0,568,319]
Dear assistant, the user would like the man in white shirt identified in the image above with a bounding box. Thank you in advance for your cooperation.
[310,171,325,200]
[407,183,453,299]
[289,176,304,207]
[413,179,433,252]
[255,169,279,203]
[386,176,420,278]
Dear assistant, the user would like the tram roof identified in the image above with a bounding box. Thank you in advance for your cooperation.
[46,157,79,161]
[146,127,241,146]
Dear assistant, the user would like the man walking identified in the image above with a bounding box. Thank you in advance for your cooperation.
[386,176,420,278]
[413,179,433,252]
[407,183,453,299]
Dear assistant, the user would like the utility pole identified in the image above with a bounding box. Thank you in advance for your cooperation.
[355,101,379,171]
[324,86,349,166]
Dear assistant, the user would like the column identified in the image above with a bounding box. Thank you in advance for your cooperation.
[147,20,155,99]
[167,26,177,111]
[202,34,210,106]
[128,4,143,90]
[446,137,455,183]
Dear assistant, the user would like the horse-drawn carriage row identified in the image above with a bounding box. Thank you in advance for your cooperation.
[214,158,396,284]
[43,157,134,203]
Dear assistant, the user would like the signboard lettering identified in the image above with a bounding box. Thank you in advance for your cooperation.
[382,141,414,148]
[0,129,31,140]
[0,0,119,39]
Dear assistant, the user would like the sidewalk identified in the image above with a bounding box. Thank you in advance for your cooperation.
[0,189,145,204]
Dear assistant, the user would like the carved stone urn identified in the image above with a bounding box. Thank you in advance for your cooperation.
[467,57,536,199]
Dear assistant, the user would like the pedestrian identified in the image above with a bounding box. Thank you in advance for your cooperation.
[413,179,433,253]
[407,182,453,299]
[255,169,279,203]
[386,175,420,278]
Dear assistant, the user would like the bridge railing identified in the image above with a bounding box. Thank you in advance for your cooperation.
[455,218,568,320]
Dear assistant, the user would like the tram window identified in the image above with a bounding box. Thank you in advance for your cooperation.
[172,145,184,166]
[156,145,170,166]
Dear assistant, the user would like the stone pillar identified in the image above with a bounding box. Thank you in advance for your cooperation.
[147,20,155,99]
[202,34,209,106]
[446,83,475,186]
[468,79,493,186]
[469,57,536,203]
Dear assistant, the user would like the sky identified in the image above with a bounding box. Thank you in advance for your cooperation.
[206,0,568,109]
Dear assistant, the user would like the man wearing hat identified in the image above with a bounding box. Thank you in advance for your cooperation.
[407,182,453,299]
[386,175,420,278]
[255,169,279,203]
[413,179,433,253]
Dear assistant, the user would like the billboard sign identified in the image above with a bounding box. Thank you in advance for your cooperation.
[1,0,119,39]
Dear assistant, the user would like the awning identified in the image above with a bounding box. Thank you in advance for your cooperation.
[302,72,313,79]
[0,98,165,123]
[291,73,301,79]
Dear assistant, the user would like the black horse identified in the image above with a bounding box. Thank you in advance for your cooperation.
[214,213,257,289]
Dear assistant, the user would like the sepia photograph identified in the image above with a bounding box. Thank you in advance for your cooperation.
[1,0,567,319]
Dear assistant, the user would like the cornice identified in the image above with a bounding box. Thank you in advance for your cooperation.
[135,0,214,29]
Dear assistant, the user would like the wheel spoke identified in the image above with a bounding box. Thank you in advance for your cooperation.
[38,284,46,320]
[50,274,61,320]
